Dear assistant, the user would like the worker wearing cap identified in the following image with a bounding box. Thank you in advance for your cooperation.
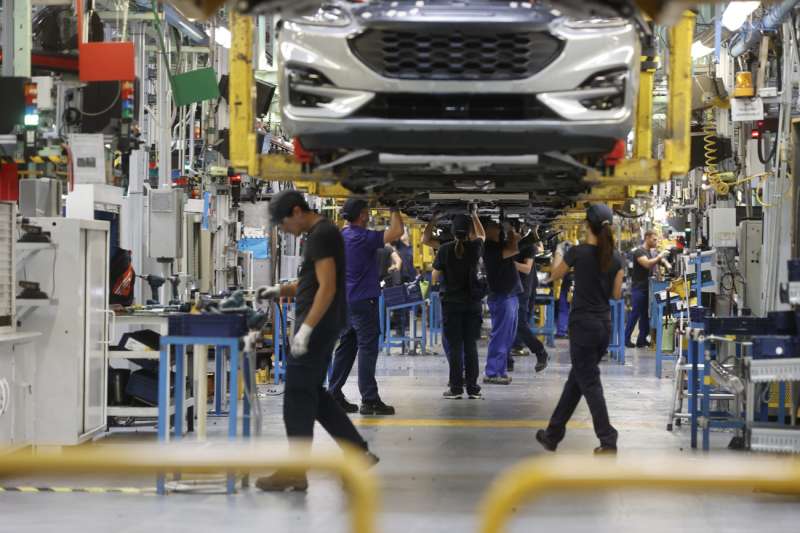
[255,190,377,492]
[536,204,623,454]
[329,198,405,415]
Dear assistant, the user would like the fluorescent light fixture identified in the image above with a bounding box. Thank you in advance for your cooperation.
[206,26,231,49]
[722,1,760,31]
[691,40,714,59]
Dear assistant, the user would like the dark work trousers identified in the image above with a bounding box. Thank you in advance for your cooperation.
[514,294,545,357]
[442,301,482,394]
[284,324,368,450]
[625,285,650,345]
[329,298,381,402]
[544,319,618,448]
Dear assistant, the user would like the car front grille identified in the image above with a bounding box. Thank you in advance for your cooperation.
[355,93,559,120]
[348,28,563,81]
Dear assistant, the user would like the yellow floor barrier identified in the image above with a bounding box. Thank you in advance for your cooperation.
[0,441,378,533]
[478,455,800,533]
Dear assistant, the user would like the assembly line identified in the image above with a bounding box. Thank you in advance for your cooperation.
[1,1,800,532]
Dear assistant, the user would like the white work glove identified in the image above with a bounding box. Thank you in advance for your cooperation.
[291,323,314,358]
[255,285,280,304]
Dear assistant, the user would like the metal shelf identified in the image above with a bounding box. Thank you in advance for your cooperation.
[108,350,160,360]
[15,242,57,268]
[16,242,57,252]
[16,298,58,307]
[750,427,800,453]
[748,357,800,383]
[108,399,195,418]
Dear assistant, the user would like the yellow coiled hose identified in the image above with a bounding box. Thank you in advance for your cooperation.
[703,115,730,195]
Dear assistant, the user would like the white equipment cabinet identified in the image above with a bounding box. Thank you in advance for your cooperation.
[19,218,110,446]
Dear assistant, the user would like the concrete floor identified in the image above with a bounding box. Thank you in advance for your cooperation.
[2,341,799,533]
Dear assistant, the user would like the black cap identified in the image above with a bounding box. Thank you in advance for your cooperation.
[586,203,614,228]
[451,214,471,238]
[268,190,309,224]
[341,197,368,222]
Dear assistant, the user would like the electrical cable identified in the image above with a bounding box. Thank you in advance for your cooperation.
[78,82,121,117]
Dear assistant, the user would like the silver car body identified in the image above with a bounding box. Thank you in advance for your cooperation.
[278,1,640,156]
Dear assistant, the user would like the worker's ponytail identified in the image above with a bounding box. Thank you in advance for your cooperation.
[595,222,615,272]
[451,214,471,260]
[455,237,465,259]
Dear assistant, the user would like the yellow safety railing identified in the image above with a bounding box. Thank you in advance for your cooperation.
[479,455,800,533]
[0,441,378,533]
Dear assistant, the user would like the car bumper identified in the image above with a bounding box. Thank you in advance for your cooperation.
[283,116,627,155]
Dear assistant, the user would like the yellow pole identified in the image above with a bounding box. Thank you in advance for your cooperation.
[479,455,800,533]
[662,10,694,179]
[0,442,379,533]
[229,11,258,176]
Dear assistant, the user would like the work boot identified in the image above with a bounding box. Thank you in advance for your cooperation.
[360,399,396,416]
[535,351,549,373]
[483,375,512,385]
[510,347,527,357]
[467,390,483,399]
[535,430,557,452]
[593,445,618,455]
[625,341,636,349]
[442,389,463,400]
[335,395,359,414]
[365,450,380,467]
[256,470,308,492]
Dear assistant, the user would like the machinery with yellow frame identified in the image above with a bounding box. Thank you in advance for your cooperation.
[223,4,695,236]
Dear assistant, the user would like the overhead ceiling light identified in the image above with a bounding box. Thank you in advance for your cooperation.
[722,1,760,31]
[691,40,714,59]
[206,26,231,49]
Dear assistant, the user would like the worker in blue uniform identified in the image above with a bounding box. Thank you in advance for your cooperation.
[328,198,405,416]
[482,219,521,385]
[536,204,623,454]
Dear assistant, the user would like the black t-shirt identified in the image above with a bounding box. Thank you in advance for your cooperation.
[630,247,653,288]
[295,218,346,331]
[564,244,623,324]
[483,240,522,297]
[433,239,483,304]
[376,245,393,281]
[515,238,537,297]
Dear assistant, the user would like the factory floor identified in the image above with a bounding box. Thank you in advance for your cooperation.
[2,341,799,533]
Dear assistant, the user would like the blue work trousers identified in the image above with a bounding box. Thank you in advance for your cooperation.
[485,294,519,378]
[329,298,381,402]
[624,286,650,345]
[556,280,571,336]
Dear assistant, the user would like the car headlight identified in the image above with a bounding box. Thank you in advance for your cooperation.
[291,4,352,27]
[563,17,628,29]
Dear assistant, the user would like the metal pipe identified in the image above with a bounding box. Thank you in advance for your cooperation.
[730,0,800,57]
[479,455,800,533]
[0,441,378,533]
